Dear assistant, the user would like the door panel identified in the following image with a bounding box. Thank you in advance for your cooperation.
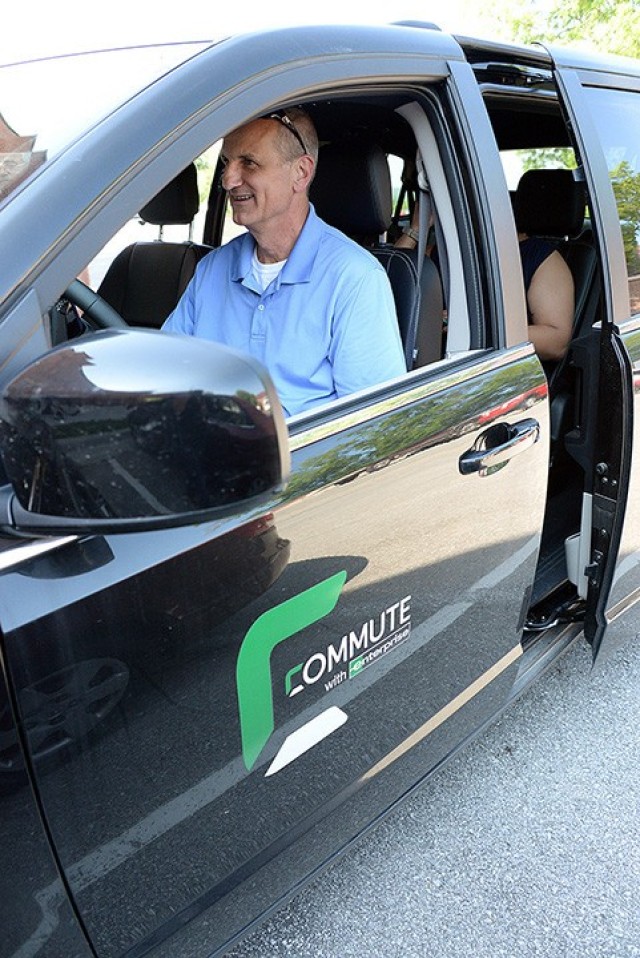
[606,321,640,624]
[0,660,94,958]
[0,346,548,957]
[552,65,640,657]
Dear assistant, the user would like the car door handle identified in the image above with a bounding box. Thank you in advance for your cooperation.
[459,418,540,476]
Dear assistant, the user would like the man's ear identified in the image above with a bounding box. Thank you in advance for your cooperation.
[292,155,315,193]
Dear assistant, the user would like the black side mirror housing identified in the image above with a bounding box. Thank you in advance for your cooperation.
[0,329,290,533]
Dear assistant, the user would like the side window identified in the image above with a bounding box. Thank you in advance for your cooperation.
[500,147,578,190]
[75,93,479,420]
[388,153,412,232]
[581,86,640,315]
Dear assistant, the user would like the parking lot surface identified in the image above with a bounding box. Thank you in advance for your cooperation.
[229,622,640,958]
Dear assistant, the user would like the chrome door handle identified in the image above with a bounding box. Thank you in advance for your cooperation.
[459,418,540,476]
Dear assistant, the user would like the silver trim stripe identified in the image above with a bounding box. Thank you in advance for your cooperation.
[361,643,522,782]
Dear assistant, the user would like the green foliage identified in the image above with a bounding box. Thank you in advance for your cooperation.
[545,0,640,56]
[479,0,640,58]
[520,147,577,173]
[610,161,640,273]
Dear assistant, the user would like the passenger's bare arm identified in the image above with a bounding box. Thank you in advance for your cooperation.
[527,250,574,362]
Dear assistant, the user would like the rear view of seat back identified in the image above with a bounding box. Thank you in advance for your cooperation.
[310,142,443,368]
[98,164,211,328]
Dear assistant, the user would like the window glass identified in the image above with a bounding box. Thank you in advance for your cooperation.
[0,44,209,208]
[76,94,464,419]
[582,86,640,315]
[500,148,577,191]
[388,153,411,219]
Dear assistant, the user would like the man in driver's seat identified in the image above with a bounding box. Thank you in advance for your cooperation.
[162,108,405,417]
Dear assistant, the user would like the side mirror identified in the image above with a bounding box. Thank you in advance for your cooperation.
[0,330,290,533]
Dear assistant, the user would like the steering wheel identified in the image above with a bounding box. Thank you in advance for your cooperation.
[64,279,129,330]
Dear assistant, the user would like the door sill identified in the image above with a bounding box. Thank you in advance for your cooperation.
[511,618,584,703]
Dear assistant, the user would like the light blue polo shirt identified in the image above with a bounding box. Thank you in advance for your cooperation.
[163,205,405,417]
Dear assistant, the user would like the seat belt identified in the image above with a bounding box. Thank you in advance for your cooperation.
[410,154,431,366]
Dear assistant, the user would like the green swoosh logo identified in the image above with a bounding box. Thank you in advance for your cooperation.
[236,570,347,770]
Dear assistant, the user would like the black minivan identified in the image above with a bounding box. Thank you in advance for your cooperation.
[1,22,639,958]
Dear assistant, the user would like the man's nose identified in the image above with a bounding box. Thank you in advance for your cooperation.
[221,161,241,191]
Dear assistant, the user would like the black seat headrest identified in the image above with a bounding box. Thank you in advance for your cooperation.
[514,168,585,239]
[310,143,392,237]
[139,164,199,226]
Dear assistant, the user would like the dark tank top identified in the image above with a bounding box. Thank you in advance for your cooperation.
[519,236,556,292]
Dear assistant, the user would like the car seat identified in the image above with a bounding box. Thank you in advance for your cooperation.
[310,142,443,369]
[98,164,212,328]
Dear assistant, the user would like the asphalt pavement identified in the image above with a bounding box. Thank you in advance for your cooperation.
[228,615,640,958]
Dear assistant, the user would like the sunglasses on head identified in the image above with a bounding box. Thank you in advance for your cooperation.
[267,112,308,155]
